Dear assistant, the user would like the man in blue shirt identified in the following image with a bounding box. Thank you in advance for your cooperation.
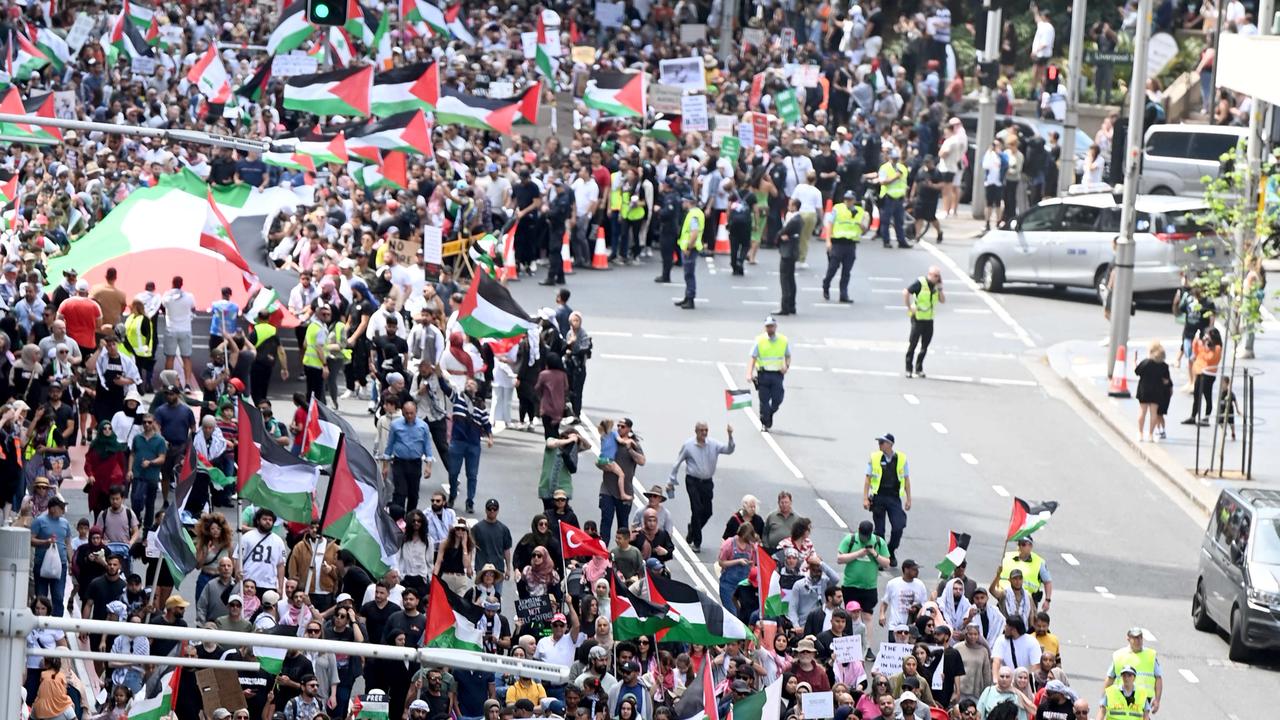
[448,379,493,514]
[384,400,433,513]
[129,413,168,528]
[208,287,240,351]
[31,497,71,615]
[153,386,195,510]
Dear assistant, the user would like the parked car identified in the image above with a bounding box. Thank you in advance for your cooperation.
[955,113,1093,202]
[1192,487,1280,661]
[967,190,1225,301]
[1140,124,1247,196]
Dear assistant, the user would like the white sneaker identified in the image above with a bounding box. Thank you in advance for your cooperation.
[340,389,353,399]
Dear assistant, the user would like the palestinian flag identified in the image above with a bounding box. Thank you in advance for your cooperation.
[185,443,233,489]
[757,545,788,619]
[254,643,288,674]
[648,571,752,645]
[468,233,499,277]
[11,30,49,80]
[371,61,439,116]
[673,657,717,720]
[321,433,402,576]
[346,0,376,46]
[645,114,683,144]
[125,0,156,29]
[730,677,783,720]
[346,109,433,156]
[291,132,350,165]
[434,83,540,136]
[611,574,677,640]
[284,66,373,117]
[107,9,153,60]
[200,190,253,273]
[935,531,971,576]
[0,89,61,142]
[425,574,485,650]
[0,176,16,207]
[355,150,407,190]
[128,668,180,720]
[725,389,751,410]
[1006,498,1058,542]
[583,70,644,118]
[458,272,534,339]
[187,44,232,103]
[302,396,342,464]
[149,501,197,582]
[560,520,610,559]
[268,1,315,56]
[245,286,301,328]
[235,61,272,102]
[406,0,450,37]
[444,3,476,46]
[31,26,70,73]
[263,151,317,174]
[534,12,556,84]
[236,399,320,523]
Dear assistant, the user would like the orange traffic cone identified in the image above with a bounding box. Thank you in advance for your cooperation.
[1108,345,1131,398]
[591,226,610,269]
[869,204,880,233]
[561,229,574,275]
[499,226,518,282]
[820,199,833,241]
[714,212,730,255]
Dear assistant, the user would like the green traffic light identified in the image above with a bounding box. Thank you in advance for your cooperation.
[315,4,329,18]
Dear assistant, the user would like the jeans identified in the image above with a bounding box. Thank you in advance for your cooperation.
[448,441,482,505]
[871,494,908,555]
[822,241,858,300]
[195,571,215,604]
[729,227,750,272]
[907,319,934,372]
[756,371,785,428]
[35,573,67,616]
[682,248,698,300]
[391,458,423,513]
[598,494,630,540]
[131,476,158,529]
[879,197,906,245]
[685,475,715,548]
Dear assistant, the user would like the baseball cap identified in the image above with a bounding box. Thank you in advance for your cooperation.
[74,279,89,292]
[891,623,911,633]
[589,645,609,659]
[843,190,857,199]
[551,612,567,624]
[552,489,568,500]
[546,699,567,716]
[165,594,189,609]
[227,594,243,605]
[899,691,919,704]
[485,499,500,510]
[335,593,353,604]
[213,710,233,720]
[410,699,430,710]
[621,660,641,673]
[876,432,896,444]
[261,590,280,606]
[1126,627,1144,638]
[1008,568,1024,579]
[1017,536,1035,545]
[730,680,751,694]
[1120,665,1137,676]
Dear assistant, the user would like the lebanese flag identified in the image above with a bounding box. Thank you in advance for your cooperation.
[283,65,374,117]
[560,520,610,559]
[188,44,232,105]
[199,190,252,273]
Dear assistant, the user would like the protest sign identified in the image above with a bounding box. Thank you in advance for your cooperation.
[832,635,863,665]
[516,595,555,623]
[871,643,914,675]
[649,84,684,114]
[801,692,835,719]
[681,94,709,132]
[423,225,443,266]
[596,1,625,29]
[679,24,707,44]
[272,52,319,78]
[660,57,706,92]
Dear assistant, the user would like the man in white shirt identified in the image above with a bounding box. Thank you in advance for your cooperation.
[571,165,600,267]
[981,139,1006,231]
[161,276,197,388]
[1030,8,1056,89]
[236,508,288,596]
[792,170,824,268]
[534,611,578,694]
[878,559,929,629]
[991,615,1042,675]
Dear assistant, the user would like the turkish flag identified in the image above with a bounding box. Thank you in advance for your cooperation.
[560,520,611,559]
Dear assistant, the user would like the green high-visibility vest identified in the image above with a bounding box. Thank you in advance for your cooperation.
[1102,685,1149,720]
[1111,647,1158,698]
[678,208,705,252]
[754,333,788,372]
[831,203,865,240]
[303,321,326,369]
[879,162,908,198]
[609,171,624,211]
[913,277,939,320]
[252,322,277,347]
[868,450,907,498]
[123,314,153,358]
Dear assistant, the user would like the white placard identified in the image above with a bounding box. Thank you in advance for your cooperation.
[521,31,538,60]
[649,83,684,113]
[659,57,706,92]
[595,1,625,29]
[423,225,443,265]
[53,91,77,120]
[159,25,184,47]
[679,23,707,44]
[737,122,754,148]
[711,113,735,143]
[832,635,863,665]
[271,52,319,78]
[1147,32,1179,78]
[801,691,835,719]
[742,28,766,49]
[65,14,95,53]
[780,27,795,47]
[791,64,820,89]
[131,56,159,75]
[871,642,914,675]
[488,80,515,99]
[681,94,709,132]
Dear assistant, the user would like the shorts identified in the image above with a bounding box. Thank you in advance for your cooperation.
[939,171,955,183]
[1181,335,1195,358]
[984,185,1003,206]
[1034,56,1050,66]
[162,330,193,357]
[595,456,613,468]
[843,586,878,614]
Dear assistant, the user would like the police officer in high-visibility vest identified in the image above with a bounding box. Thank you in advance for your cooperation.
[1098,665,1152,720]
[903,266,945,378]
[1103,628,1162,715]
[878,147,910,248]
[746,316,791,432]
[823,190,869,303]
[121,298,156,394]
[302,305,332,404]
[862,433,911,566]
[609,161,630,260]
[998,535,1054,609]
[247,310,289,404]
[324,316,350,406]
[674,195,704,309]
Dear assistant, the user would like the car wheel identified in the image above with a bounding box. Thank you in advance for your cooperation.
[1094,265,1111,306]
[1227,605,1251,662]
[1150,186,1175,196]
[1192,580,1215,632]
[980,255,1005,292]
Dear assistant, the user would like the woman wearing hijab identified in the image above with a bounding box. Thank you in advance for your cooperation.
[443,331,482,391]
[514,334,543,431]
[514,514,562,570]
[564,311,592,417]
[84,421,127,515]
[520,545,561,599]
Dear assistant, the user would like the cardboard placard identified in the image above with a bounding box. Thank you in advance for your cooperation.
[196,668,247,718]
[271,52,319,78]
[388,237,422,261]
[791,64,821,89]
[871,642,914,675]
[751,113,770,147]
[832,634,863,664]
[680,94,709,132]
[780,27,795,48]
[720,135,740,163]
[749,72,765,110]
[516,595,555,623]
[159,24,184,47]
[595,1,625,29]
[659,57,706,92]
[131,56,159,75]
[65,14,95,53]
[801,691,835,719]
[679,24,708,44]
[742,28,766,49]
[423,225,443,265]
[774,88,801,125]
[649,83,685,114]
[53,91,77,121]
[572,46,596,64]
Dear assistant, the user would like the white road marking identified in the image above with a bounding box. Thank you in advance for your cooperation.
[592,330,634,337]
[1061,553,1080,566]
[931,374,975,383]
[670,297,710,302]
[954,308,993,314]
[1178,669,1199,684]
[642,333,685,340]
[868,276,904,282]
[918,240,1038,348]
[732,285,768,290]
[597,354,1036,387]
[883,305,906,311]
[1095,586,1117,599]
[992,485,1010,497]
[788,365,825,372]
[816,498,849,529]
[903,393,920,405]
[705,256,717,276]
[831,367,901,378]
[931,422,949,434]
[598,353,668,362]
[717,338,754,345]
[812,303,854,309]
[961,453,979,465]
[980,377,1040,387]
[715,361,804,479]
[742,300,776,306]
[675,358,715,365]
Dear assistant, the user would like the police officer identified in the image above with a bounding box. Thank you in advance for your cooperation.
[1103,628,1162,714]
[822,190,869,303]
[1098,666,1152,720]
[674,195,704,310]
[653,178,683,284]
[903,266,945,378]
[541,177,574,286]
[746,316,790,432]
[862,433,911,566]
[247,309,289,404]
[878,147,910,248]
[998,535,1053,609]
[303,305,332,403]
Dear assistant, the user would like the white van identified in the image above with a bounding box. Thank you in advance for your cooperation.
[1139,124,1247,197]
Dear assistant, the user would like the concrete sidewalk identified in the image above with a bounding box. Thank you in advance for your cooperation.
[1046,320,1280,512]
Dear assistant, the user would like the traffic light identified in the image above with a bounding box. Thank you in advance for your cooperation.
[307,0,347,26]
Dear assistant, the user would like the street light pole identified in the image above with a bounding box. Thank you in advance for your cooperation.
[972,0,1002,220]
[0,528,32,718]
[1106,0,1154,382]
[1060,0,1088,194]
[718,0,736,64]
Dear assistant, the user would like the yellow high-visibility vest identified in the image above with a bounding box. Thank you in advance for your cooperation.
[123,314,153,359]
[879,162,908,198]
[913,277,939,320]
[831,203,866,240]
[678,208,705,252]
[868,451,907,498]
[754,333,788,372]
[1111,647,1158,698]
[1000,551,1046,594]
[1102,685,1149,720]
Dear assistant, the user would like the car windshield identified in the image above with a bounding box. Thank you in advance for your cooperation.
[1253,518,1280,564]
[1155,210,1213,236]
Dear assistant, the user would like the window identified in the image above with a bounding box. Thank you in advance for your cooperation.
[1061,205,1102,232]
[1018,205,1063,231]
[1145,131,1189,158]
[1096,208,1122,233]
[1211,495,1238,547]
[1188,133,1241,163]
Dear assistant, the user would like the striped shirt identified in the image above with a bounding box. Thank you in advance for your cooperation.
[450,392,493,445]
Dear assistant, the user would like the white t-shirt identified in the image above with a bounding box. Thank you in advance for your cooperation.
[793,183,824,214]
[534,633,576,666]
[1226,0,1247,25]
[882,577,929,627]
[993,632,1042,671]
[161,289,197,333]
[1032,20,1056,59]
[982,150,1004,187]
[572,177,600,216]
[237,528,288,592]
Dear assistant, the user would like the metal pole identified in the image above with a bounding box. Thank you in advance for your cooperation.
[1060,0,1088,194]
[1247,371,1255,478]
[1241,370,1249,472]
[0,527,32,716]
[718,0,736,64]
[1106,0,1154,380]
[0,113,272,153]
[972,2,1001,220]
[28,648,260,672]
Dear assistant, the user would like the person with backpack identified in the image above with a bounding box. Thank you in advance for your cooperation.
[727,191,755,276]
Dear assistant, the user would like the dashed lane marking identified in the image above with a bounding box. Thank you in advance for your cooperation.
[731,285,768,290]
[868,276,904,282]
[918,240,1037,348]
[642,333,687,340]
[931,422,949,434]
[961,453,979,465]
[741,300,776,306]
[831,367,901,378]
[1178,669,1199,684]
[670,297,710,303]
[991,485,1010,497]
[1061,553,1080,566]
[903,394,920,405]
[816,499,849,530]
[675,358,715,365]
[598,353,668,362]
[592,330,634,337]
[1095,586,1117,599]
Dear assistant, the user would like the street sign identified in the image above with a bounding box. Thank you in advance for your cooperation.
[1084,50,1133,64]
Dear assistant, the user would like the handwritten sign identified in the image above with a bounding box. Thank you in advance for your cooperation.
[649,83,684,114]
[595,1,625,29]
[679,24,707,44]
[571,46,596,64]
[659,57,706,92]
[871,642,914,675]
[388,236,422,261]
[681,94,709,132]
[423,225,443,265]
[720,136,740,163]
[271,52,319,78]
[737,122,754,149]
[488,80,515,99]
[66,14,95,53]
[515,595,554,623]
[159,25,184,47]
[775,88,801,125]
[791,64,821,89]
[832,635,863,665]
[801,691,835,719]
